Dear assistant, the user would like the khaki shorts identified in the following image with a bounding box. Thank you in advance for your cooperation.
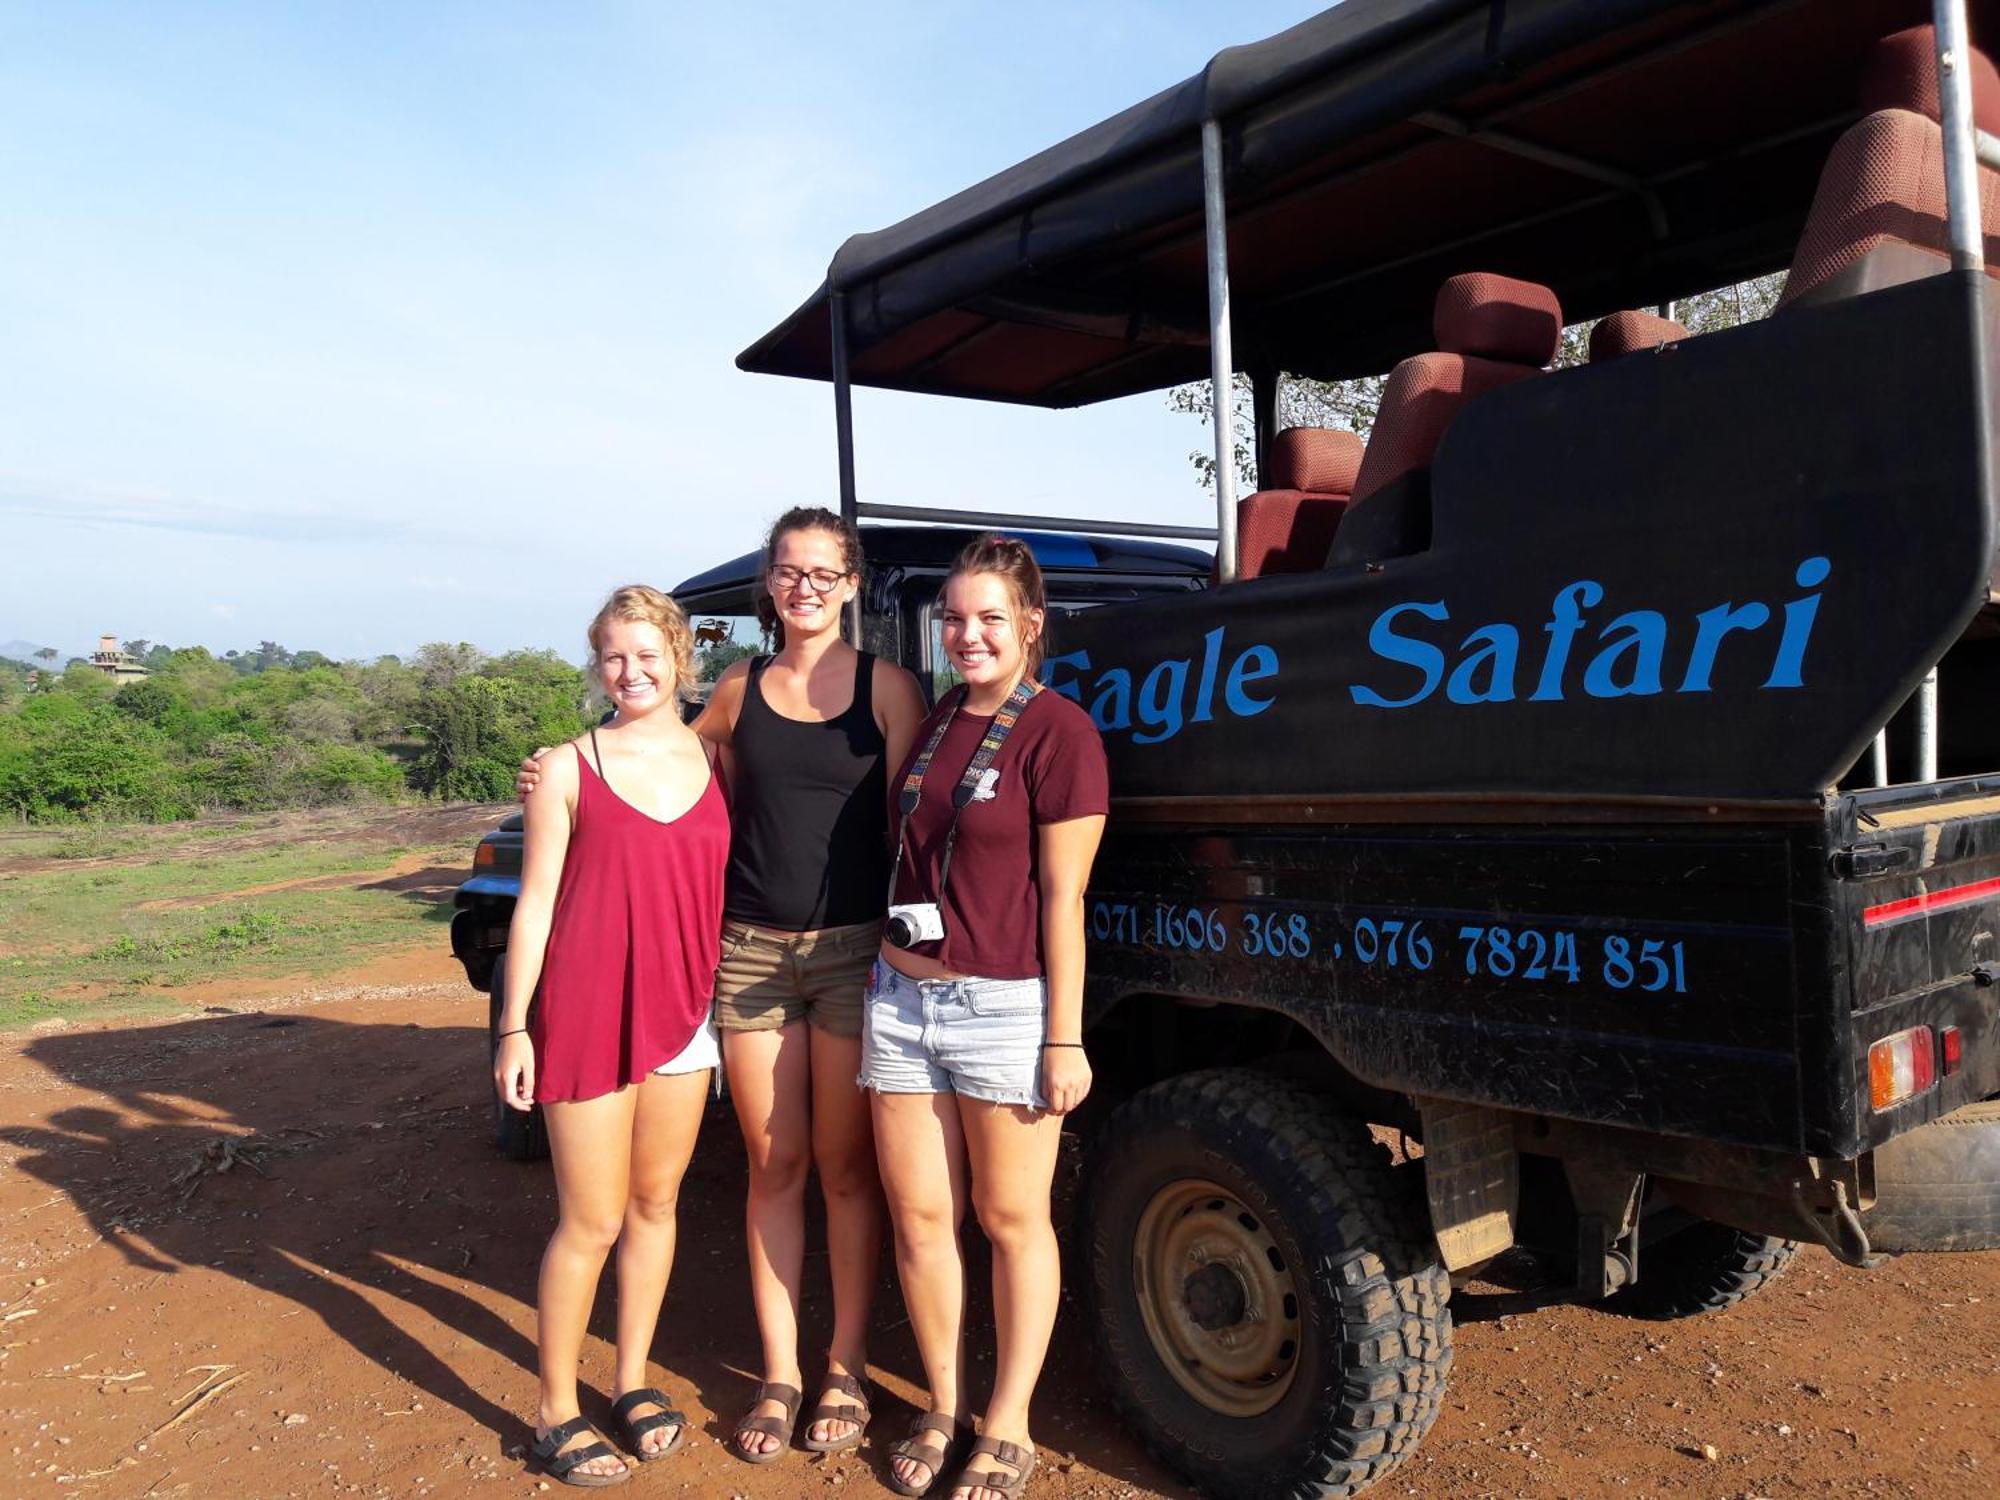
[713,919,882,1037]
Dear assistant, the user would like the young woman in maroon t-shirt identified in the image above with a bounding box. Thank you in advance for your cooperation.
[861,535,1108,1500]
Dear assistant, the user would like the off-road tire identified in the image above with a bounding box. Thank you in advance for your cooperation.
[1867,1097,2000,1253]
[1607,1220,1797,1319]
[1077,1068,1452,1499]
[485,954,547,1162]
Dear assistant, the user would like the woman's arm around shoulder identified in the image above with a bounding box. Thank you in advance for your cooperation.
[693,657,752,747]
[872,658,932,788]
[694,657,753,804]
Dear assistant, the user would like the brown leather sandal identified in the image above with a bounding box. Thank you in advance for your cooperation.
[799,1371,872,1454]
[949,1436,1038,1498]
[728,1380,802,1465]
[885,1411,970,1498]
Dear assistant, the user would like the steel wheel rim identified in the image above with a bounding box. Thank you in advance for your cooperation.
[1132,1177,1300,1417]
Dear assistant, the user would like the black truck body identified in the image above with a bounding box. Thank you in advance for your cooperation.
[1059,271,2000,1181]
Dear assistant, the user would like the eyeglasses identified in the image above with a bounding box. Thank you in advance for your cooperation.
[768,565,850,594]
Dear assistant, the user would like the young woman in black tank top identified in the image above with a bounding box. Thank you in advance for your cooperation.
[695,511,927,1463]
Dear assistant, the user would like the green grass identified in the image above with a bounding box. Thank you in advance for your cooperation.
[0,827,464,1027]
[0,826,145,861]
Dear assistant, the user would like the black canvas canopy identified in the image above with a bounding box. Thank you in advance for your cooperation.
[738,0,1994,407]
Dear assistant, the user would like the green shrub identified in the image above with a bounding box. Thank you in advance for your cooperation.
[0,704,192,822]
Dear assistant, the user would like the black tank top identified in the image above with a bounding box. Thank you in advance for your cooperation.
[724,651,891,930]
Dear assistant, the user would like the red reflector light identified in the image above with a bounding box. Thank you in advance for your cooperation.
[1941,1026,1963,1076]
[474,842,497,869]
[1869,1027,1937,1111]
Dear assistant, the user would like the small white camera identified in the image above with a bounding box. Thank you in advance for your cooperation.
[884,902,945,949]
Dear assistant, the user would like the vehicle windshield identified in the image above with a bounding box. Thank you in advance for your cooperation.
[684,597,768,687]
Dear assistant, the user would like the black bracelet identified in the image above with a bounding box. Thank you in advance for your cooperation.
[1042,1041,1085,1049]
[497,1028,529,1039]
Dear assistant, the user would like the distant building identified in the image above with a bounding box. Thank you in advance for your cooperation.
[90,634,151,683]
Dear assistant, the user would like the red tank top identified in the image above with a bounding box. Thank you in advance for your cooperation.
[531,739,728,1103]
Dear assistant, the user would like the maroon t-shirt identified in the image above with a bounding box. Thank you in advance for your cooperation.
[889,689,1109,979]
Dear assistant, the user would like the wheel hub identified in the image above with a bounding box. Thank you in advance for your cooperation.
[1182,1261,1248,1330]
[1133,1178,1301,1417]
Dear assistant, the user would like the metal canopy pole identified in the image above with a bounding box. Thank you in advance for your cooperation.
[829,288,862,644]
[1202,119,1240,582]
[1935,0,1986,273]
[1917,675,1941,782]
[1871,730,1890,788]
[857,501,1216,541]
[1251,370,1279,491]
[1922,2,1978,780]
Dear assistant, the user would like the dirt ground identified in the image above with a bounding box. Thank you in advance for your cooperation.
[1,949,1996,1500]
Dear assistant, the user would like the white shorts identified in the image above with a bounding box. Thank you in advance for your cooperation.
[652,1009,721,1076]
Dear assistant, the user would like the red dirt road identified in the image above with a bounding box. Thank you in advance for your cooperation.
[1,952,1995,1499]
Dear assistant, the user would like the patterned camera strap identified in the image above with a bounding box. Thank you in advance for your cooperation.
[888,676,1044,908]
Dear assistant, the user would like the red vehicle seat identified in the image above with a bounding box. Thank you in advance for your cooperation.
[1588,310,1689,361]
[1779,24,2000,309]
[1235,426,1363,579]
[1347,272,1562,505]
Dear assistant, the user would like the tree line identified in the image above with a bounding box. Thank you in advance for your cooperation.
[0,642,599,822]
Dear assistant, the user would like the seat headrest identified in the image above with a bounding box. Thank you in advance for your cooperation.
[1588,310,1690,362]
[1862,26,2000,136]
[1267,426,1362,494]
[1434,272,1563,365]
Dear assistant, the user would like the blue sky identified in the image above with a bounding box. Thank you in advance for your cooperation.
[1,1,1318,662]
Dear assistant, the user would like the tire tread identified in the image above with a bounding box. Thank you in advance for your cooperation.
[1609,1223,1797,1319]
[1080,1068,1452,1499]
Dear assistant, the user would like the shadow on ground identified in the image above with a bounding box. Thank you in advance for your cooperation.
[3,1009,1183,1492]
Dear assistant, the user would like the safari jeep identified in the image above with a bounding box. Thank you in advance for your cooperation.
[727,1,2000,1495]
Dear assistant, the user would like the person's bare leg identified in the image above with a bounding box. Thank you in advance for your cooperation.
[537,1087,639,1482]
[612,1067,710,1455]
[874,1089,971,1492]
[724,1024,812,1456]
[951,1100,1064,1500]
[804,1026,883,1445]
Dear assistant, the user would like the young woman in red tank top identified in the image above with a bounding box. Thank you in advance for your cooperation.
[493,586,727,1487]
[516,509,928,1465]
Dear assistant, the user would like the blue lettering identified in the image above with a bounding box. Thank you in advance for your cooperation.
[1352,602,1449,709]
[1134,658,1190,744]
[1583,610,1668,698]
[1224,644,1280,716]
[1445,624,1519,704]
[1089,667,1133,731]
[1529,580,1604,702]
[1043,648,1090,704]
[1678,601,1771,693]
[1764,556,1830,689]
[1190,627,1225,724]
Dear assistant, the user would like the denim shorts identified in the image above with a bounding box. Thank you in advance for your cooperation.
[858,960,1047,1110]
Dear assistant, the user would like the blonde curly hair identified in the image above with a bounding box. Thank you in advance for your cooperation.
[587,585,697,705]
